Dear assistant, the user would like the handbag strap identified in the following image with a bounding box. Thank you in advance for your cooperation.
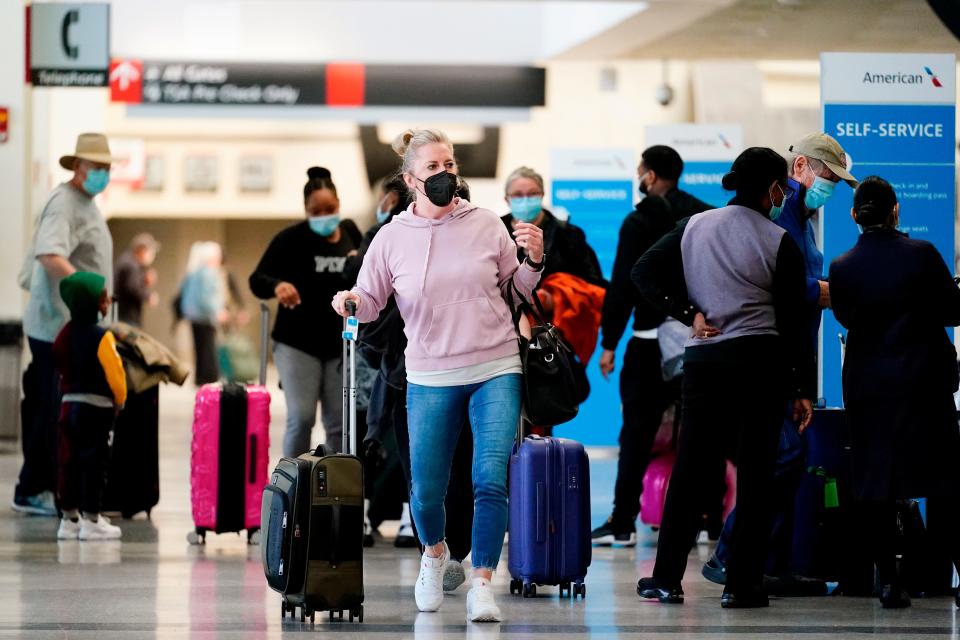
[507,280,548,331]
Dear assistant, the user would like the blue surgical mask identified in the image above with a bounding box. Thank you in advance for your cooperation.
[308,214,340,237]
[804,176,836,210]
[510,196,543,223]
[376,209,391,225]
[769,184,785,221]
[83,169,110,196]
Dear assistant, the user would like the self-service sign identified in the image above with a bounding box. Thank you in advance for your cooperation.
[29,4,110,87]
[819,52,956,405]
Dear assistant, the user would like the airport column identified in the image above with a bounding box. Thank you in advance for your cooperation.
[0,1,29,323]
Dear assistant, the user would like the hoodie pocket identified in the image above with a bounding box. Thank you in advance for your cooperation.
[421,297,506,358]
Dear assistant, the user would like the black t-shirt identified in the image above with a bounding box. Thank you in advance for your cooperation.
[249,219,359,360]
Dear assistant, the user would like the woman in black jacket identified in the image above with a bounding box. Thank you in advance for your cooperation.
[500,166,605,286]
[632,147,815,609]
[249,167,360,458]
[829,176,960,609]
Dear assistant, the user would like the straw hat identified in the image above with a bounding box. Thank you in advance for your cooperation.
[58,133,117,171]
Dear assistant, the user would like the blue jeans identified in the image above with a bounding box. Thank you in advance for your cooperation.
[407,374,521,570]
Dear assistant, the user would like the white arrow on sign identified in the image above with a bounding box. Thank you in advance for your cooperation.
[110,61,141,91]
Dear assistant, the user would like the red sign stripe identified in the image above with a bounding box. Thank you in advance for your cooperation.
[326,63,365,107]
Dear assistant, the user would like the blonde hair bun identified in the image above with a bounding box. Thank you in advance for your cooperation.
[392,130,416,157]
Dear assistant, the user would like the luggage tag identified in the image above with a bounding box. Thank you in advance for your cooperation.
[342,316,359,342]
[807,466,839,509]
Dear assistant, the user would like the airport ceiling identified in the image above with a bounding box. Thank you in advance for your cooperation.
[556,0,960,60]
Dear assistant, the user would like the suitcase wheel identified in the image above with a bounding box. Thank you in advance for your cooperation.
[280,602,286,619]
[186,530,205,545]
[522,583,537,598]
[310,611,315,624]
[574,583,586,599]
[509,579,522,596]
[247,529,261,545]
[559,582,571,598]
[300,608,305,623]
[329,610,335,622]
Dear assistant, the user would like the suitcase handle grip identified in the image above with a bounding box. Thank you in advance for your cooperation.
[259,303,270,386]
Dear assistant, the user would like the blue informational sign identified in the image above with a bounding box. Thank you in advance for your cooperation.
[547,148,636,445]
[820,53,956,406]
[550,177,635,446]
[678,160,733,209]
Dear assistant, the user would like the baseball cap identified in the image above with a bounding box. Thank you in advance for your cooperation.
[789,133,857,187]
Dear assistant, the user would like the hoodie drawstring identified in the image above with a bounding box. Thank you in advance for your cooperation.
[420,224,435,295]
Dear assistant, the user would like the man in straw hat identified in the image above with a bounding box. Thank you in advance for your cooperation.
[13,133,116,516]
[702,133,857,597]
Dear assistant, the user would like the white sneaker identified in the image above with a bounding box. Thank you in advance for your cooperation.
[466,579,502,623]
[79,516,121,541]
[444,560,466,592]
[415,545,448,612]
[57,518,80,540]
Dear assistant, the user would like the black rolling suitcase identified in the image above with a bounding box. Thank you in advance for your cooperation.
[261,301,365,624]
[101,385,160,519]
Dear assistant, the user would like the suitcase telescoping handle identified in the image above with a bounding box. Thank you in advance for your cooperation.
[259,302,270,387]
[342,300,359,456]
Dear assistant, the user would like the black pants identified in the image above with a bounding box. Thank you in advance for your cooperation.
[191,321,219,385]
[611,339,679,523]
[17,338,60,498]
[653,357,786,593]
[389,381,475,562]
[56,402,114,515]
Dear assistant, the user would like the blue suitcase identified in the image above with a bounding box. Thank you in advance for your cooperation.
[508,434,591,599]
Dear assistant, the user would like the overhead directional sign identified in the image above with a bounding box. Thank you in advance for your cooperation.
[30,4,110,87]
[108,60,546,108]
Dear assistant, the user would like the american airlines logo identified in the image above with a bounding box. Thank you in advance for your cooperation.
[861,67,943,88]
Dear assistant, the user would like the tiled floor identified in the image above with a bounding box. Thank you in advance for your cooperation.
[1,380,959,638]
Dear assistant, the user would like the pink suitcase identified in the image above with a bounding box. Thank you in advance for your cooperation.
[188,305,271,545]
[639,453,675,528]
[639,455,737,528]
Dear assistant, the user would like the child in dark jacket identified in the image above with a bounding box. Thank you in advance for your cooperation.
[53,272,127,541]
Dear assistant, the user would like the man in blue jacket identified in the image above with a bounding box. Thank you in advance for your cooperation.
[702,133,857,593]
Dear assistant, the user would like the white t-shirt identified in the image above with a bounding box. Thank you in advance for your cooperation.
[406,353,522,387]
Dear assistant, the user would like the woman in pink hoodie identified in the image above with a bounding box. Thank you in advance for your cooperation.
[333,129,543,622]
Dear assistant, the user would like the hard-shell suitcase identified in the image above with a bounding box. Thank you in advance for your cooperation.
[639,453,675,528]
[188,304,272,545]
[639,454,737,529]
[261,301,365,623]
[101,385,160,519]
[508,433,591,599]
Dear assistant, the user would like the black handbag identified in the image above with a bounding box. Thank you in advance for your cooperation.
[507,283,580,427]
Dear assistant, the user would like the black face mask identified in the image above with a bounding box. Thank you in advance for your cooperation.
[417,171,459,207]
[638,171,650,197]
